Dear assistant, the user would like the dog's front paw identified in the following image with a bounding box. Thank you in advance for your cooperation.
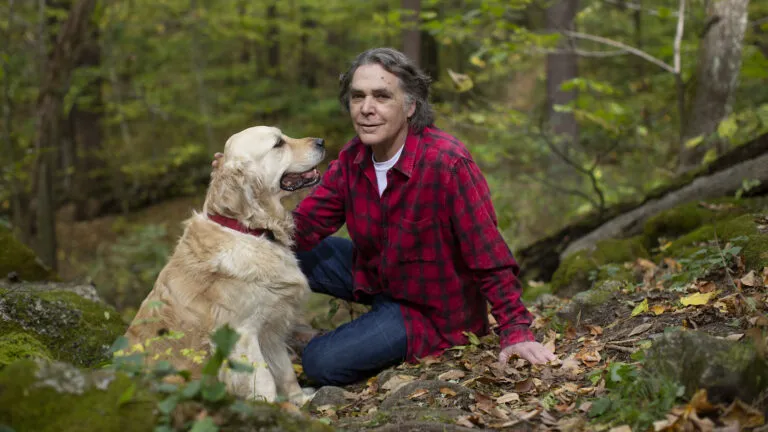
[288,388,315,407]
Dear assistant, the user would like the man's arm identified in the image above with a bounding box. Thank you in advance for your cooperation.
[447,157,554,364]
[292,159,347,251]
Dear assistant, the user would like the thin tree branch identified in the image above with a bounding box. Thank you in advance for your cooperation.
[673,0,686,145]
[529,47,630,58]
[673,0,685,75]
[563,30,675,74]
[601,0,679,17]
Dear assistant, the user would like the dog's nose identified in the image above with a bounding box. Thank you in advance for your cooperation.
[314,138,325,148]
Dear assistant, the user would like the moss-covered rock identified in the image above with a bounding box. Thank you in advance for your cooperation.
[0,359,335,432]
[0,224,58,282]
[642,199,748,247]
[0,283,126,368]
[643,330,768,405]
[0,332,52,366]
[0,359,156,432]
[662,214,768,270]
[557,280,627,325]
[551,236,648,296]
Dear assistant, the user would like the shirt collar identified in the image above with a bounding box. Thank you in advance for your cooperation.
[352,128,422,178]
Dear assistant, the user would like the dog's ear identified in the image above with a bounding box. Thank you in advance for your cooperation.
[206,157,264,218]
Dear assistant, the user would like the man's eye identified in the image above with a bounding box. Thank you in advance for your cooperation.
[376,94,390,99]
[274,139,285,148]
[351,94,364,100]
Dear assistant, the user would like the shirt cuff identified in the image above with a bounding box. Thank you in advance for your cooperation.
[499,324,535,349]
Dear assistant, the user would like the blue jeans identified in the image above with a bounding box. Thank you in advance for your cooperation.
[297,236,407,386]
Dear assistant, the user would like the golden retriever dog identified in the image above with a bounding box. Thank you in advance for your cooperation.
[125,126,325,405]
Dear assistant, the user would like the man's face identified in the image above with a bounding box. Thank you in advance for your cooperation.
[349,64,416,152]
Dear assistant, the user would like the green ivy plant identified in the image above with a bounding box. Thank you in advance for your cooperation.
[109,325,255,432]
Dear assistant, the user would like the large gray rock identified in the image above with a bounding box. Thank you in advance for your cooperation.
[0,282,125,367]
[643,330,768,404]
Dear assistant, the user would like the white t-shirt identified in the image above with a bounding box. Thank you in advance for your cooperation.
[372,145,404,196]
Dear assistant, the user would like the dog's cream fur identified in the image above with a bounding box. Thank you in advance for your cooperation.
[125,126,324,404]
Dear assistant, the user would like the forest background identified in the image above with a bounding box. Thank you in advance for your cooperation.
[1,0,767,313]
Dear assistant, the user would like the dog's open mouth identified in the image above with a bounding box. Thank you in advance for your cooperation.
[280,168,321,191]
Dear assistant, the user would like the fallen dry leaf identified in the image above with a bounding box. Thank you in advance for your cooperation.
[456,414,482,428]
[514,377,535,393]
[439,387,457,397]
[437,369,466,381]
[586,325,603,336]
[740,270,763,287]
[381,374,416,392]
[697,281,717,293]
[680,291,716,306]
[722,399,765,428]
[636,258,657,270]
[725,333,744,341]
[628,322,653,337]
[496,392,521,404]
[651,305,667,315]
[609,425,632,432]
[407,388,429,399]
[575,348,602,367]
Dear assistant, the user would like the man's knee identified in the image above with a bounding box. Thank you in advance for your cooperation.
[301,340,347,386]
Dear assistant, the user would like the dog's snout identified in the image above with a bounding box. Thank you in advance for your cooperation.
[314,138,325,148]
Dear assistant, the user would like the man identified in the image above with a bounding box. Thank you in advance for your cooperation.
[219,47,555,386]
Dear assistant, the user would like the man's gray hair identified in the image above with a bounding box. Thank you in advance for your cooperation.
[339,47,435,134]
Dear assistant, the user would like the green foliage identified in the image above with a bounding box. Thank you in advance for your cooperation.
[587,361,685,431]
[89,223,171,311]
[110,324,270,432]
[661,236,747,291]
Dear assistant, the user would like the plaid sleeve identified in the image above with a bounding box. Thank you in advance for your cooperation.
[448,157,534,347]
[292,159,346,251]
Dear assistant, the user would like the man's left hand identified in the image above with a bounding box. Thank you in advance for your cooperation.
[499,341,555,366]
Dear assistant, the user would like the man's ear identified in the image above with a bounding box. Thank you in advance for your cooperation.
[407,100,417,118]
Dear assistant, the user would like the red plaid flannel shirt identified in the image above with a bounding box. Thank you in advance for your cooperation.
[293,126,534,361]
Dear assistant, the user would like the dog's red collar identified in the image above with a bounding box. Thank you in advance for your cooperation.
[208,214,275,241]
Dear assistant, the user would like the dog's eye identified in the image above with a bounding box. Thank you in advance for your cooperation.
[274,138,285,148]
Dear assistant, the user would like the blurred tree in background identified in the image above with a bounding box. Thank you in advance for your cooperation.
[1,0,766,274]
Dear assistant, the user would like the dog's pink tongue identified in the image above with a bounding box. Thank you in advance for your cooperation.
[301,168,319,179]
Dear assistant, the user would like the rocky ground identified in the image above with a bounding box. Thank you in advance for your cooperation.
[1,197,767,431]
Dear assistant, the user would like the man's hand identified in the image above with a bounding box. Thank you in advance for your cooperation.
[212,152,224,168]
[499,341,555,366]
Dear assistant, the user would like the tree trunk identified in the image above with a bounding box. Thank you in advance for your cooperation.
[545,0,579,141]
[33,0,98,269]
[299,6,318,89]
[401,0,421,67]
[1,0,32,244]
[267,3,280,77]
[517,133,768,283]
[70,23,103,221]
[677,0,749,173]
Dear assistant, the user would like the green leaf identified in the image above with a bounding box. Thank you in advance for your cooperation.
[158,395,179,415]
[230,400,254,416]
[202,381,227,402]
[227,358,255,373]
[109,336,129,354]
[717,117,738,139]
[684,135,704,149]
[117,382,136,406]
[182,380,202,399]
[631,298,648,317]
[463,331,481,346]
[153,426,174,432]
[156,382,179,394]
[202,351,225,376]
[588,397,612,417]
[190,417,219,432]
[211,325,240,358]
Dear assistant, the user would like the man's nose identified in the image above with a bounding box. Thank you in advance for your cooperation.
[360,96,374,114]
